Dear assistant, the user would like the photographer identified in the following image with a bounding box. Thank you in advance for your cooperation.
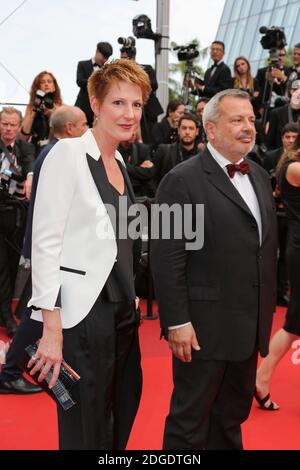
[75,42,113,127]
[0,107,35,337]
[19,71,63,156]
[119,37,163,143]
[195,41,231,98]
[256,48,289,111]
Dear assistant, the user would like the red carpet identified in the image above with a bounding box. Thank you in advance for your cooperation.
[0,302,300,450]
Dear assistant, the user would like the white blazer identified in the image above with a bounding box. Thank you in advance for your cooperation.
[28,129,124,329]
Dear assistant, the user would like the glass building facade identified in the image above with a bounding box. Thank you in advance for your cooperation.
[215,0,300,73]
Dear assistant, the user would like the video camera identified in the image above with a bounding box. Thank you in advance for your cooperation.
[260,26,287,50]
[259,26,287,67]
[118,36,136,59]
[33,90,55,113]
[0,167,25,203]
[173,43,199,63]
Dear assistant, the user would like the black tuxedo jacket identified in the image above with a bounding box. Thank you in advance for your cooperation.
[266,104,300,149]
[0,139,35,176]
[256,66,290,103]
[203,62,232,98]
[141,64,163,121]
[75,59,94,126]
[151,149,277,361]
[263,147,284,173]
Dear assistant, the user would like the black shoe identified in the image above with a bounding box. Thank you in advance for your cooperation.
[0,376,43,394]
[277,295,290,307]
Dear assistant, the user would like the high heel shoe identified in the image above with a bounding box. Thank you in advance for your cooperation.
[254,388,279,411]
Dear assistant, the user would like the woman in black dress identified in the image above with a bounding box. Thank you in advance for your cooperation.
[255,130,300,410]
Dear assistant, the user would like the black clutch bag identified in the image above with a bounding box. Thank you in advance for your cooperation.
[25,342,80,411]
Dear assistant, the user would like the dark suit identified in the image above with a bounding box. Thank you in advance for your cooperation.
[153,142,199,186]
[256,66,289,104]
[150,149,277,449]
[140,64,163,143]
[0,139,35,323]
[202,62,232,98]
[266,105,300,149]
[118,142,155,197]
[75,59,94,127]
[263,147,283,173]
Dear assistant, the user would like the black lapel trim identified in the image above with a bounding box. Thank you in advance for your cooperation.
[116,159,136,203]
[86,153,116,229]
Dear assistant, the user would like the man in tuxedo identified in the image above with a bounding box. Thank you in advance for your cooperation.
[0,107,35,337]
[266,80,300,149]
[0,106,87,394]
[75,42,113,127]
[151,89,277,449]
[284,43,300,94]
[255,47,289,110]
[196,41,231,98]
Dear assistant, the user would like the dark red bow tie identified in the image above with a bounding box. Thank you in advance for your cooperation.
[226,161,250,178]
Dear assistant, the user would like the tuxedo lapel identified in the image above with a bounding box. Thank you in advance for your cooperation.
[86,153,117,234]
[116,159,136,202]
[202,150,255,219]
[248,161,269,244]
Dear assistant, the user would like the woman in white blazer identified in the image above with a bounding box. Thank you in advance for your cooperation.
[27,60,151,449]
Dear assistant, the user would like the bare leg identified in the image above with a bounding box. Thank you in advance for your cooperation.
[256,328,298,408]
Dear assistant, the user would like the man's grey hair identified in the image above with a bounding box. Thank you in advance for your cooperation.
[202,89,250,127]
[50,105,82,134]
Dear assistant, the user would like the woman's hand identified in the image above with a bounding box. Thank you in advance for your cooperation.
[28,309,63,388]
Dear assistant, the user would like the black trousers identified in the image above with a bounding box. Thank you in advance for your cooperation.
[57,296,140,450]
[163,350,258,450]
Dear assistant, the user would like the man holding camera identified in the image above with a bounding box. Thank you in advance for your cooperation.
[119,37,163,143]
[0,107,35,337]
[75,42,113,127]
[255,47,289,110]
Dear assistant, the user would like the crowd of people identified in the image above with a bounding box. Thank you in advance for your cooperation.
[0,36,300,450]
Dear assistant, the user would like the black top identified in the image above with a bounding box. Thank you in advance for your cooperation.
[279,161,300,229]
[101,183,136,302]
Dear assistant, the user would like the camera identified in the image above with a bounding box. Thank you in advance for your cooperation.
[259,26,287,50]
[0,167,25,203]
[33,89,55,112]
[118,36,136,49]
[118,36,136,59]
[174,44,199,62]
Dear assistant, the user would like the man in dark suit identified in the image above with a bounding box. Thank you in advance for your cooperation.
[0,107,35,337]
[266,80,300,149]
[0,105,88,394]
[196,41,232,98]
[255,48,289,110]
[151,89,277,449]
[75,42,113,127]
[153,113,199,186]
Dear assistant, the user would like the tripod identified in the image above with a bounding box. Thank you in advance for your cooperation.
[182,59,198,111]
